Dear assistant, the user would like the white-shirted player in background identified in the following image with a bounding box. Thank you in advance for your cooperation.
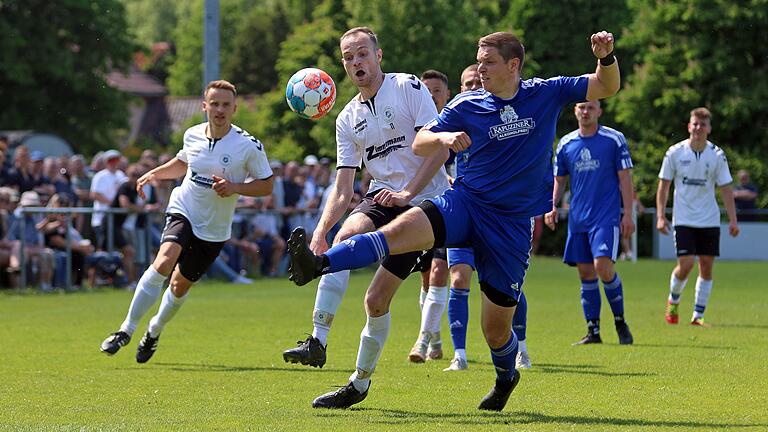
[656,107,739,327]
[281,27,449,408]
[100,80,274,362]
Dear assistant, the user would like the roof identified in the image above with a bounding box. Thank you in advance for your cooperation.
[106,65,168,97]
[166,97,202,133]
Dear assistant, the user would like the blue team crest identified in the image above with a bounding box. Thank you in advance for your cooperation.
[220,154,233,166]
[500,105,518,123]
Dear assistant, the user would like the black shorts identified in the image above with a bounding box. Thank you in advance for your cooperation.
[674,226,720,257]
[349,192,424,280]
[161,213,226,282]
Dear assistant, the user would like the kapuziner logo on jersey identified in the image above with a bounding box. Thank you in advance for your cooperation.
[220,154,233,166]
[574,147,600,172]
[366,135,406,161]
[489,105,535,140]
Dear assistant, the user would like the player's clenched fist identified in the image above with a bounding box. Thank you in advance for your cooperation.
[590,31,614,59]
[442,132,471,152]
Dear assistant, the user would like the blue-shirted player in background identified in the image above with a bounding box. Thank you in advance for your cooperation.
[288,31,620,411]
[545,100,635,346]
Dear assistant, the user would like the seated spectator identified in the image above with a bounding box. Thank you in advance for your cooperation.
[7,191,54,291]
[734,169,759,221]
[40,193,95,288]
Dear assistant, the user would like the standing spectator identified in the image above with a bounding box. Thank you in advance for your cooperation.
[7,191,55,290]
[5,146,36,193]
[656,107,740,327]
[250,195,286,277]
[0,187,16,283]
[30,152,55,198]
[733,169,759,221]
[90,150,127,250]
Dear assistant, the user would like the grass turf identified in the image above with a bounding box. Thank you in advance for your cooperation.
[0,257,766,431]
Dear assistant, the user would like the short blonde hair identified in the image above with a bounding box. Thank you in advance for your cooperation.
[204,80,237,98]
[340,27,379,49]
[690,107,711,122]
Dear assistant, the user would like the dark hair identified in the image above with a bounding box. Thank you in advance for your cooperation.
[340,27,379,50]
[478,32,525,71]
[204,80,237,98]
[420,70,448,86]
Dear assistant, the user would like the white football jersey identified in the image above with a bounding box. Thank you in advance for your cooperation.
[335,73,449,205]
[659,139,732,227]
[166,123,273,242]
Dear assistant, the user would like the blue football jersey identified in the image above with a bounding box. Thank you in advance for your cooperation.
[426,76,588,217]
[554,125,633,233]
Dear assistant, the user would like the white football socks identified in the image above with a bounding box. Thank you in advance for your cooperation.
[419,289,428,311]
[421,286,447,339]
[120,265,167,335]
[668,272,688,304]
[147,287,188,338]
[311,270,350,346]
[693,277,713,319]
[350,313,391,393]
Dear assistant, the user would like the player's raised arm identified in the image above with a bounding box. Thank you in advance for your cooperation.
[413,129,471,157]
[585,31,620,101]
[136,157,187,199]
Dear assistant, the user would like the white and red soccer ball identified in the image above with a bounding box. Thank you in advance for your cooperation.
[285,68,336,120]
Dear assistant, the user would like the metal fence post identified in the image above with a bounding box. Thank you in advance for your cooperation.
[65,212,73,290]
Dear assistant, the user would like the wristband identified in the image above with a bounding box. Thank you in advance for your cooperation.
[599,51,616,66]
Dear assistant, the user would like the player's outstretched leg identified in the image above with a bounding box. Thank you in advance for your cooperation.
[479,331,521,411]
[287,227,323,286]
[283,335,327,368]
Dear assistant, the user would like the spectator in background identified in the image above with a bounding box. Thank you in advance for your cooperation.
[90,150,127,251]
[30,152,55,198]
[250,194,286,277]
[0,187,16,281]
[733,169,758,221]
[5,146,36,193]
[90,151,106,174]
[41,193,95,288]
[0,149,9,187]
[7,191,55,290]
[269,160,285,235]
[282,160,303,237]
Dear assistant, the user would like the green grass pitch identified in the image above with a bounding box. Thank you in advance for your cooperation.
[1,257,766,431]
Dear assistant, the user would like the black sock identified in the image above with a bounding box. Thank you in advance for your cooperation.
[587,319,600,336]
[614,315,625,325]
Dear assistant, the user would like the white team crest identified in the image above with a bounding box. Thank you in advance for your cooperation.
[220,154,233,166]
[500,105,518,123]
[580,148,592,161]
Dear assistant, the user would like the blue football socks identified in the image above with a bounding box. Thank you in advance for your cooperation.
[490,331,518,382]
[325,232,389,274]
[512,290,527,342]
[602,273,625,318]
[447,288,469,352]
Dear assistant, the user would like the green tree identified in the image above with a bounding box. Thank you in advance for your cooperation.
[0,0,136,153]
[121,0,178,48]
[613,0,768,207]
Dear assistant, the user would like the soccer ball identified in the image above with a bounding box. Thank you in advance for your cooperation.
[285,68,336,120]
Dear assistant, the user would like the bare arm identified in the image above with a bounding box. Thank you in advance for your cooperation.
[586,31,621,101]
[374,147,449,207]
[412,129,471,157]
[656,179,672,234]
[136,157,187,199]
[310,168,356,254]
[544,175,567,230]
[733,187,757,200]
[618,169,636,238]
[215,176,274,198]
[719,184,740,237]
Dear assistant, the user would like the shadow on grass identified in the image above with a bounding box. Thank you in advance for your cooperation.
[468,361,654,377]
[133,362,349,373]
[317,408,767,429]
[631,343,737,350]
[715,323,768,330]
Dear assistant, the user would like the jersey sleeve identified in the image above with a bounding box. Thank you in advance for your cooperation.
[715,149,733,187]
[554,141,569,176]
[403,75,439,128]
[335,116,362,170]
[424,98,464,133]
[551,76,589,105]
[176,129,191,163]
[246,139,273,180]
[658,147,675,180]
[614,132,634,171]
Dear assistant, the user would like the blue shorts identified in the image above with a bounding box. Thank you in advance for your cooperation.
[428,188,532,304]
[447,247,475,269]
[563,225,620,266]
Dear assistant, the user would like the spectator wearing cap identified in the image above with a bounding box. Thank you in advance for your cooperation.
[5,146,36,193]
[90,149,127,250]
[6,190,55,290]
[31,154,56,199]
